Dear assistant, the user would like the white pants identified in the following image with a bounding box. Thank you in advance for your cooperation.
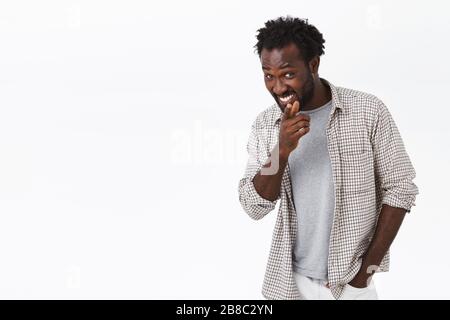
[294,272,378,300]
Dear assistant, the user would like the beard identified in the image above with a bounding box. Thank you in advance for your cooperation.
[298,71,315,107]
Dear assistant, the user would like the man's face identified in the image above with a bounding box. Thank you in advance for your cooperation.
[260,42,315,112]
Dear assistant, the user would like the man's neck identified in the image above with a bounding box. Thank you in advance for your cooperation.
[302,77,332,111]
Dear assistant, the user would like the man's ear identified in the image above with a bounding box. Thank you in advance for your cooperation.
[308,56,320,74]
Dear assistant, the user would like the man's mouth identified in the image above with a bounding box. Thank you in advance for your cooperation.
[277,92,298,106]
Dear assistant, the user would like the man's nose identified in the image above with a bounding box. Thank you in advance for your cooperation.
[273,79,287,96]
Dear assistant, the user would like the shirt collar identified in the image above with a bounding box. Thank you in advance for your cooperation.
[272,78,344,125]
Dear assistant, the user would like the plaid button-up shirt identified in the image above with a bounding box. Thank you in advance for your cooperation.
[238,79,419,300]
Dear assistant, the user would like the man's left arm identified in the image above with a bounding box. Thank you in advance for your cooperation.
[349,204,406,287]
[350,100,419,288]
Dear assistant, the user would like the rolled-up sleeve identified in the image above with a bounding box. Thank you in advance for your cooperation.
[238,120,278,220]
[372,101,419,212]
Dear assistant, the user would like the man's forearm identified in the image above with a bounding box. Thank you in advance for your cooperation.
[350,204,407,287]
[252,144,289,202]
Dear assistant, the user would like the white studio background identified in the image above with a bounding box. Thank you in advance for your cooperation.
[0,0,448,299]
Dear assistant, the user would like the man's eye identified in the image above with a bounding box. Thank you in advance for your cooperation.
[264,74,273,80]
[285,73,295,79]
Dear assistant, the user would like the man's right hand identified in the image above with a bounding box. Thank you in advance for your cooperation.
[251,100,310,202]
[279,100,310,158]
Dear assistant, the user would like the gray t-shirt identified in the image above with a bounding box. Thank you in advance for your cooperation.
[288,99,335,280]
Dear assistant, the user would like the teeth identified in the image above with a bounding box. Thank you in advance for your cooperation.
[279,94,294,102]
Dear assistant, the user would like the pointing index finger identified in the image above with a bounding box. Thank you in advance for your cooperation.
[292,100,300,115]
[283,103,293,120]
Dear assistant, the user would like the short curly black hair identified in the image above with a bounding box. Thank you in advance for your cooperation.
[255,16,325,62]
